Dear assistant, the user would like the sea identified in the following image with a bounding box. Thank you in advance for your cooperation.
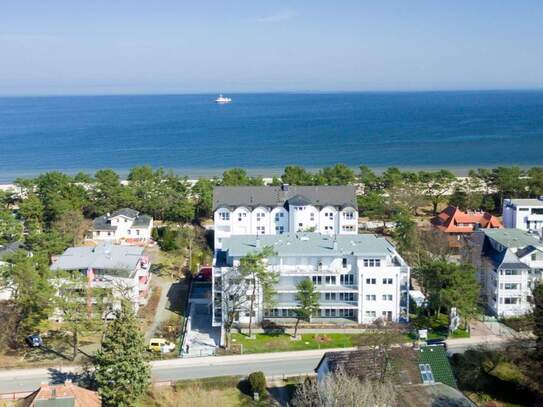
[0,90,542,183]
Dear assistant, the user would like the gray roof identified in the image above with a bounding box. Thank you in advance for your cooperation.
[483,228,543,249]
[90,208,151,231]
[220,232,397,258]
[213,185,357,210]
[0,241,23,261]
[111,208,139,218]
[505,198,543,208]
[91,215,117,231]
[132,214,152,227]
[51,242,144,277]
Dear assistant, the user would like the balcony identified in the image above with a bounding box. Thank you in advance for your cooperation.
[275,300,358,309]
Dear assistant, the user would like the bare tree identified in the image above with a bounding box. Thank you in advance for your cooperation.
[220,269,248,350]
[291,369,397,407]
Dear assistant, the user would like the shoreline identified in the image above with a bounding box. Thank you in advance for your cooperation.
[0,164,539,186]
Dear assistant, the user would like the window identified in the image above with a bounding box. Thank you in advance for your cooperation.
[136,229,140,236]
[275,226,284,234]
[504,297,519,305]
[325,276,336,285]
[365,295,376,301]
[96,231,100,236]
[532,253,537,261]
[382,294,393,301]
[325,212,334,220]
[340,274,354,285]
[310,213,315,221]
[324,293,336,301]
[219,212,230,221]
[256,226,265,234]
[256,212,265,222]
[382,278,393,285]
[363,259,381,267]
[343,211,354,220]
[342,258,348,268]
[128,229,131,235]
[382,311,392,321]
[298,223,303,227]
[365,278,377,284]
[339,292,355,301]
[504,269,521,276]
[312,276,322,285]
[238,212,247,222]
[324,226,334,231]
[365,311,376,317]
[504,283,519,290]
[342,225,355,232]
[419,364,435,384]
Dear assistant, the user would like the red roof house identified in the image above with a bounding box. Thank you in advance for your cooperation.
[21,381,100,407]
[432,206,502,234]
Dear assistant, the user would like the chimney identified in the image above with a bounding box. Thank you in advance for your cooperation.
[281,183,289,192]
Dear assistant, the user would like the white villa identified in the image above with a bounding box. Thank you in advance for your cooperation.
[212,233,410,338]
[50,242,152,314]
[213,184,358,250]
[503,197,543,236]
[471,228,543,317]
[88,208,153,243]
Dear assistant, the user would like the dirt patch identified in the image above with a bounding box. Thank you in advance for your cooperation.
[315,334,332,344]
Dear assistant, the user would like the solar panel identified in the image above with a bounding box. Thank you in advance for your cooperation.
[419,363,435,384]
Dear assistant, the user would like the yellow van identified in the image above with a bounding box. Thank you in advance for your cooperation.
[148,338,175,353]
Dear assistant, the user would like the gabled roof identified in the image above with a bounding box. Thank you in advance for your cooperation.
[111,208,139,218]
[22,382,100,407]
[432,206,502,234]
[213,185,357,210]
[90,208,152,231]
[418,345,457,388]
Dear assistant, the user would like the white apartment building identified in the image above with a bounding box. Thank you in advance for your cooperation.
[471,228,543,317]
[503,198,543,236]
[212,233,410,336]
[50,242,152,314]
[213,184,358,249]
[88,208,153,243]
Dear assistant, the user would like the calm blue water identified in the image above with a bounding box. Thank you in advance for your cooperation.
[0,91,542,182]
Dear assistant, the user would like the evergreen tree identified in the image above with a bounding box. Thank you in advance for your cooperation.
[95,301,150,407]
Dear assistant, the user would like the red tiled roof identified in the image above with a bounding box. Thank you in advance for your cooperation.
[22,382,100,407]
[432,205,502,234]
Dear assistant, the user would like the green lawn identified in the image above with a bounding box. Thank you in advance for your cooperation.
[230,332,409,354]
[409,313,470,340]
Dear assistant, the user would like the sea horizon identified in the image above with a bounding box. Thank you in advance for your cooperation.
[1,90,542,183]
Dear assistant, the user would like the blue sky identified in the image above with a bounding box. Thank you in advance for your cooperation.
[1,0,543,95]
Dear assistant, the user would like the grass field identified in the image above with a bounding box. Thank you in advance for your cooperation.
[229,332,409,354]
[139,377,256,407]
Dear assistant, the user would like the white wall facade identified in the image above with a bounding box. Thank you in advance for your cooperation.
[503,199,543,235]
[91,215,153,242]
[484,250,543,317]
[214,205,358,249]
[212,244,409,329]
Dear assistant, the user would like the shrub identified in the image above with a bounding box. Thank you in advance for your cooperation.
[248,371,267,398]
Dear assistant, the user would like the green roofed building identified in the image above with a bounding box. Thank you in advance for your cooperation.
[418,344,457,389]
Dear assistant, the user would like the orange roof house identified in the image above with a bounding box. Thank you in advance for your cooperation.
[432,206,502,234]
[21,381,100,407]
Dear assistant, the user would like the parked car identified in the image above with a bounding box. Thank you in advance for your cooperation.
[425,338,447,350]
[194,267,212,282]
[26,334,43,348]
[148,338,176,353]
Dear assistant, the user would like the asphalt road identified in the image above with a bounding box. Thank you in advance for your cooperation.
[0,338,513,395]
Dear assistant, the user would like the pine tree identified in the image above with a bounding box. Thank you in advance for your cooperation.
[94,301,150,407]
